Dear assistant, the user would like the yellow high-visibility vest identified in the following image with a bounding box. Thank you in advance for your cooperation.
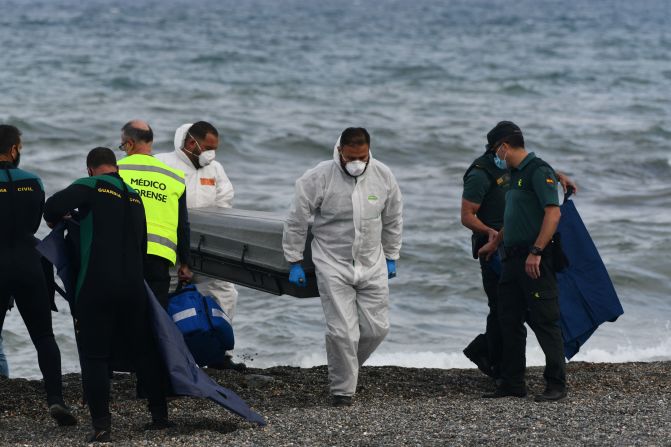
[118,154,186,265]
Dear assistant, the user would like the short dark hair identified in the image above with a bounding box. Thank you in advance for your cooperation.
[340,127,370,147]
[0,124,22,154]
[504,133,525,149]
[188,121,218,141]
[486,121,524,151]
[121,121,153,143]
[87,147,117,168]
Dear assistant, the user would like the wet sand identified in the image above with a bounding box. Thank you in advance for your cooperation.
[0,361,669,446]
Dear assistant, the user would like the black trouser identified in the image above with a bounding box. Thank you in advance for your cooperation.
[144,254,171,309]
[464,254,503,377]
[76,279,167,430]
[0,246,64,405]
[497,251,566,392]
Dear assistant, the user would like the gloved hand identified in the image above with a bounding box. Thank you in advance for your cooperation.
[289,263,307,287]
[386,259,397,279]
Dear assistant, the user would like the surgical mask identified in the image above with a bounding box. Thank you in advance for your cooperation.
[494,154,507,170]
[198,150,216,166]
[494,146,508,170]
[345,160,367,177]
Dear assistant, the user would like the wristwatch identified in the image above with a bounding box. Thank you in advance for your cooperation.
[529,245,543,256]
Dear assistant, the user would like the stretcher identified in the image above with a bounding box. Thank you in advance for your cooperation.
[187,207,319,298]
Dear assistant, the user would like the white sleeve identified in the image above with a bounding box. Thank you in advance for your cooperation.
[282,170,323,263]
[214,163,234,208]
[381,171,403,260]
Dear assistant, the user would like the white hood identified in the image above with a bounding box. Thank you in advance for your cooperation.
[174,123,193,151]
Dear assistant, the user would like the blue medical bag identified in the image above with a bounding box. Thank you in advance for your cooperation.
[167,284,234,367]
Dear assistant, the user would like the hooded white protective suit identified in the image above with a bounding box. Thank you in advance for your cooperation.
[155,124,238,318]
[283,139,403,396]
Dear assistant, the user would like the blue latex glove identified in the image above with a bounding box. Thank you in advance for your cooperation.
[386,259,397,279]
[289,263,307,287]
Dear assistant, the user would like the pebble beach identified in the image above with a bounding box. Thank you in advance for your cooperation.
[1,361,669,446]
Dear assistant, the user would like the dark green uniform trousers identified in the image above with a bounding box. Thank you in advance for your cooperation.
[497,251,566,392]
[463,255,503,377]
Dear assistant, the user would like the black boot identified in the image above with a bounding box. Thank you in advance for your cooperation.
[534,387,567,402]
[207,354,247,372]
[463,336,496,379]
[482,386,527,398]
[331,395,353,407]
[49,402,77,426]
[145,404,175,430]
[87,416,111,443]
[86,428,111,443]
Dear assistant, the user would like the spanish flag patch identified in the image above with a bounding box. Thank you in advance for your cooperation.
[545,177,555,185]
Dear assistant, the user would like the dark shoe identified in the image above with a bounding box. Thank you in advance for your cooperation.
[331,395,353,407]
[482,387,527,399]
[208,355,247,372]
[49,403,77,426]
[86,429,111,443]
[144,417,176,430]
[463,346,495,378]
[534,388,567,402]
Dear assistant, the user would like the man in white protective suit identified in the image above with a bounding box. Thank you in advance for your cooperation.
[282,127,403,406]
[156,121,245,371]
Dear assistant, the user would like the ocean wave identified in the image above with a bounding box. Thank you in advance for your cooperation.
[257,134,326,156]
[612,76,653,86]
[625,103,666,115]
[190,52,268,65]
[291,339,671,370]
[571,336,671,363]
[104,76,149,90]
[498,83,541,96]
[369,64,448,82]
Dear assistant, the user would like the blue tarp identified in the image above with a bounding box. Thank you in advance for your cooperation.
[557,197,624,359]
[37,222,266,426]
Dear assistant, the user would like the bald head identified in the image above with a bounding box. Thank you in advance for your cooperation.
[120,120,154,155]
[128,119,150,131]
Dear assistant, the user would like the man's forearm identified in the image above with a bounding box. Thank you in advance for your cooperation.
[462,212,494,235]
[533,206,561,250]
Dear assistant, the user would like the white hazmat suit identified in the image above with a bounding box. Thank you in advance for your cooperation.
[283,140,403,397]
[155,124,238,318]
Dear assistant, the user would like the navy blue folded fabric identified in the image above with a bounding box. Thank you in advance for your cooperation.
[557,198,624,359]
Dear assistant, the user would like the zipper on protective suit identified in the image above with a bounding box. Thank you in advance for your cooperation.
[351,176,364,283]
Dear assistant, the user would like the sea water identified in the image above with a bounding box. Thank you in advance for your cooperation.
[1,0,670,378]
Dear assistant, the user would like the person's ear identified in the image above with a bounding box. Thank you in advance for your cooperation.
[183,137,194,151]
[87,168,93,177]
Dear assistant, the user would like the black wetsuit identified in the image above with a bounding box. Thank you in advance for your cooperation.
[0,161,65,405]
[43,172,167,430]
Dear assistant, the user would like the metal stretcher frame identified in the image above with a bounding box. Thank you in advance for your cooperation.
[187,207,319,298]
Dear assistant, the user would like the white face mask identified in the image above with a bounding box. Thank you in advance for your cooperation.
[198,150,216,166]
[345,160,367,177]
